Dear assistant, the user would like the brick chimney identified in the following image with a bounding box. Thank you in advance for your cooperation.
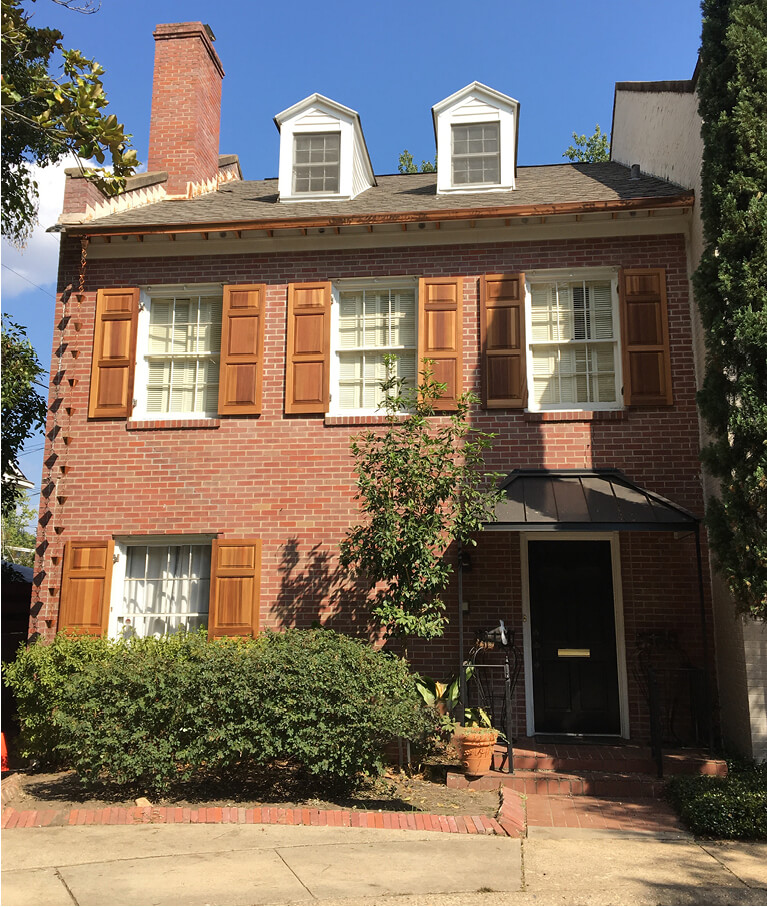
[147,22,225,195]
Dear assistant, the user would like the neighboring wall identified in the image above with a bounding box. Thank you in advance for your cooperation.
[612,80,767,760]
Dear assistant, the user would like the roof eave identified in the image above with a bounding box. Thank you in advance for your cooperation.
[65,191,694,238]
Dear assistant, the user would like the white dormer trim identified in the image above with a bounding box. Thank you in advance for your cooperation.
[432,81,519,195]
[274,94,376,203]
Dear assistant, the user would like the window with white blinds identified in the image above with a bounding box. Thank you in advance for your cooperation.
[336,286,417,411]
[119,544,210,638]
[145,294,222,415]
[528,280,620,409]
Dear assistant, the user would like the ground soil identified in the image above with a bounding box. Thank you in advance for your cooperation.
[2,748,500,818]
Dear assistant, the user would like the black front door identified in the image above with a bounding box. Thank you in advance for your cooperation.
[528,539,621,734]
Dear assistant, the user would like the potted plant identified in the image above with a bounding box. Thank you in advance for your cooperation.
[455,722,499,776]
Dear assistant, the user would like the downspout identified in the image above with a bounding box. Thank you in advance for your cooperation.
[457,544,466,724]
[694,526,715,753]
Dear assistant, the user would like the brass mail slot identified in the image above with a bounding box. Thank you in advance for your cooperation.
[557,648,591,658]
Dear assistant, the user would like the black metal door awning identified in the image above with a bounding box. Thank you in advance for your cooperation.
[486,468,700,533]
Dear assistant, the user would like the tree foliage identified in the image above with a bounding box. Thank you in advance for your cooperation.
[693,0,767,619]
[1,0,137,244]
[1,317,46,514]
[398,149,436,173]
[1,492,37,566]
[563,124,610,163]
[340,361,501,643]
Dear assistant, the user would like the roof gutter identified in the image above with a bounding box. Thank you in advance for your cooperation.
[64,192,694,238]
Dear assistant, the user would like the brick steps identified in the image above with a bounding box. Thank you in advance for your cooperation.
[447,768,667,798]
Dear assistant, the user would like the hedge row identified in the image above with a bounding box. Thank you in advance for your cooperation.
[2,629,430,795]
[666,761,767,840]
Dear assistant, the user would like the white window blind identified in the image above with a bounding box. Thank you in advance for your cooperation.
[337,287,416,410]
[293,133,340,194]
[529,280,618,407]
[121,544,210,638]
[452,123,500,186]
[146,295,222,414]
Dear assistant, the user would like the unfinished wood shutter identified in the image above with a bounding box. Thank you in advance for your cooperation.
[59,540,114,635]
[480,273,527,408]
[219,284,265,415]
[88,288,140,419]
[619,268,673,406]
[285,282,331,414]
[417,277,463,410]
[208,539,261,638]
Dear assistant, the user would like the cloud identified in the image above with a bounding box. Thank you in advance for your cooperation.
[1,159,71,300]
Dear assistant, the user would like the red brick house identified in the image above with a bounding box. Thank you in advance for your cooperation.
[35,21,714,746]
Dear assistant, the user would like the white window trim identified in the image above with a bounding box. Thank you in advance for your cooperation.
[132,284,224,421]
[524,269,624,412]
[520,532,630,739]
[108,534,217,639]
[328,276,418,417]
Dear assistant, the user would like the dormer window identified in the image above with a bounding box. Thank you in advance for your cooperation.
[452,122,500,186]
[293,133,340,194]
[275,94,375,202]
[433,82,518,195]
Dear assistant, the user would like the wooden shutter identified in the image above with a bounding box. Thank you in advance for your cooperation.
[418,277,463,410]
[208,539,261,638]
[59,540,114,635]
[480,273,527,408]
[619,268,673,406]
[219,284,265,415]
[88,288,139,419]
[285,282,331,414]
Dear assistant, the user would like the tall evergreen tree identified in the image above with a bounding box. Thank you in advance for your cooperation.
[694,0,767,619]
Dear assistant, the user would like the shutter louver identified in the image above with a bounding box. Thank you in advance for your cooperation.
[59,540,114,635]
[219,284,265,415]
[480,273,527,408]
[417,277,463,410]
[619,268,673,406]
[286,282,331,414]
[88,288,139,419]
[208,539,261,638]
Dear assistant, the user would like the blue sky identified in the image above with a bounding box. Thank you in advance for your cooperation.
[2,0,703,513]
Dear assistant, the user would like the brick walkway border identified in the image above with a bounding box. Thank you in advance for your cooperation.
[1,802,519,836]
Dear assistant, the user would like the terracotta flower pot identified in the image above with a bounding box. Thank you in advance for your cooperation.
[457,728,498,775]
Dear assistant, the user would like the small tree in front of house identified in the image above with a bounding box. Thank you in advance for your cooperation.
[340,359,501,646]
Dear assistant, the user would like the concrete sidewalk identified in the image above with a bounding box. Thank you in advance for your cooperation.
[2,822,766,906]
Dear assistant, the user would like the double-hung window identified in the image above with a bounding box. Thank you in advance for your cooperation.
[332,281,417,412]
[109,539,213,638]
[452,122,500,186]
[134,288,222,418]
[293,132,341,194]
[526,276,621,410]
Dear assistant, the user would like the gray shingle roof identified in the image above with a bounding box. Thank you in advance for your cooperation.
[79,162,690,231]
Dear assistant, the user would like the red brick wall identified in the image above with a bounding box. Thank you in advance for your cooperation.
[35,232,712,741]
[62,174,107,216]
[147,23,224,194]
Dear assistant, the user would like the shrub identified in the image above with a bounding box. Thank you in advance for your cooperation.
[4,628,429,795]
[667,761,767,840]
[2,632,114,765]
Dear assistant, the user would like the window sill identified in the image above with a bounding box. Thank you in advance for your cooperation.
[126,418,221,431]
[324,414,393,427]
[524,410,626,424]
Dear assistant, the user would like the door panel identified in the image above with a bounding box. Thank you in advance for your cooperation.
[529,539,620,734]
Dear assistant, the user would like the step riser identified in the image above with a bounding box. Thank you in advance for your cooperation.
[447,772,666,798]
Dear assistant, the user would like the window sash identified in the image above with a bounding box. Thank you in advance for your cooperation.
[452,123,500,185]
[527,279,620,409]
[145,294,222,415]
[293,133,341,194]
[335,286,417,411]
